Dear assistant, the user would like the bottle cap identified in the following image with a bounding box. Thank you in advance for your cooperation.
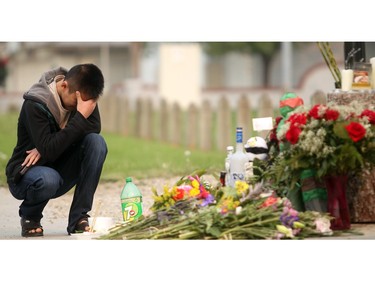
[126,177,133,183]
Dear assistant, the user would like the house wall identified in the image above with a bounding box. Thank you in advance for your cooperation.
[4,42,132,94]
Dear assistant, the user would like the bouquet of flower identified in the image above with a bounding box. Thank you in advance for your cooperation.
[150,169,216,211]
[268,101,375,186]
[99,170,333,240]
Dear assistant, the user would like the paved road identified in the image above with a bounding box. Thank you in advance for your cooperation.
[0,187,82,240]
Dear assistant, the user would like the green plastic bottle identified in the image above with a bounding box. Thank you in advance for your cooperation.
[121,177,143,222]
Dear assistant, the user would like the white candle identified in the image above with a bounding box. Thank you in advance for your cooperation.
[341,69,353,92]
[370,57,375,89]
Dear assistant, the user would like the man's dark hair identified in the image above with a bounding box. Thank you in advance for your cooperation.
[65,63,104,100]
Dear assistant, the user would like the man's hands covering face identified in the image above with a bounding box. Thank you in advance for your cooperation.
[76,91,97,118]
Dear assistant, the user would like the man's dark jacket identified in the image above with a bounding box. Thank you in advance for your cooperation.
[6,67,101,184]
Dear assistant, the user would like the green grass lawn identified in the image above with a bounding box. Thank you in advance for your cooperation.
[0,112,225,186]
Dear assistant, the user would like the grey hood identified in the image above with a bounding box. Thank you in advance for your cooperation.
[23,67,68,125]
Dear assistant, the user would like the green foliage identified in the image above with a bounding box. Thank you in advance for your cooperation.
[201,42,280,58]
[333,121,350,139]
[0,112,18,186]
[201,42,281,87]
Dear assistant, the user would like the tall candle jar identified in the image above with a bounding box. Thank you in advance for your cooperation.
[352,62,372,90]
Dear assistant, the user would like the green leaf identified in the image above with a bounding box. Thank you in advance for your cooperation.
[206,226,221,238]
[333,121,350,140]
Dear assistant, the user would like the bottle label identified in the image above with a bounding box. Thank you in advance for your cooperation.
[236,128,243,143]
[231,172,245,182]
[121,197,142,222]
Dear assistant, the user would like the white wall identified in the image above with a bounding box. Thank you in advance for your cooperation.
[159,43,201,108]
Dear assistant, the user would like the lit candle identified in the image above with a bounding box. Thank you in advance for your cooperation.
[370,57,375,89]
[341,69,353,92]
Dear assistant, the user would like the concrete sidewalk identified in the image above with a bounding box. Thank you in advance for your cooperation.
[0,187,85,240]
[2,186,375,240]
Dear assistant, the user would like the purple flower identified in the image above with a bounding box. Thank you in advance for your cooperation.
[280,214,299,227]
[200,194,215,207]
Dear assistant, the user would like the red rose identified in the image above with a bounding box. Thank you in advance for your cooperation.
[325,109,339,121]
[345,122,366,142]
[269,129,277,142]
[360,109,375,124]
[287,113,307,127]
[286,125,301,144]
[275,116,283,126]
[309,105,322,119]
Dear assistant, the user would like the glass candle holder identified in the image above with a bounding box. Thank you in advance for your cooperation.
[352,62,372,90]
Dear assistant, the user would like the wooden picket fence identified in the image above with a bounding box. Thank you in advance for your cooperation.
[99,90,327,152]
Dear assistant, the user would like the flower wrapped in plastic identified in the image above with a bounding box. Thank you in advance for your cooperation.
[99,173,334,240]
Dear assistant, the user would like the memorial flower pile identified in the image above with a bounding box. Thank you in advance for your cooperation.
[150,170,215,211]
[270,101,375,184]
[100,170,333,240]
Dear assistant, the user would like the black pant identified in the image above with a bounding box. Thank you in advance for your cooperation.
[9,133,108,234]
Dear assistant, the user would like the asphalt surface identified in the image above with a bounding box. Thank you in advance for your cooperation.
[0,187,86,240]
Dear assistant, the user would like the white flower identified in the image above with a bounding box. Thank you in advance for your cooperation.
[314,217,333,236]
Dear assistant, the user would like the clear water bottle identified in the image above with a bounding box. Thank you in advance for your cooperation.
[121,177,143,222]
[224,145,234,187]
[228,127,248,187]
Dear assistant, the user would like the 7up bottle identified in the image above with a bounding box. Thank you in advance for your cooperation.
[121,177,143,222]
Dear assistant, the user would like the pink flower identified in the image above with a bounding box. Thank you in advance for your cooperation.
[288,208,299,217]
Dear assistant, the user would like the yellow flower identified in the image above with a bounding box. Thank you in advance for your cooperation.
[276,225,294,238]
[189,187,200,197]
[153,195,163,203]
[171,186,178,197]
[235,180,249,195]
[191,179,200,189]
[293,221,305,229]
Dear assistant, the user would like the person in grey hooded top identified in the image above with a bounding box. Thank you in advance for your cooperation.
[5,63,107,237]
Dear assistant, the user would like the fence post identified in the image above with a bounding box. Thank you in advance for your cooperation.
[236,94,251,140]
[117,95,131,136]
[139,98,153,140]
[216,96,231,151]
[159,99,169,142]
[135,97,142,138]
[106,94,119,133]
[170,102,182,145]
[257,92,274,139]
[199,100,212,151]
[187,103,199,149]
[99,96,110,133]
